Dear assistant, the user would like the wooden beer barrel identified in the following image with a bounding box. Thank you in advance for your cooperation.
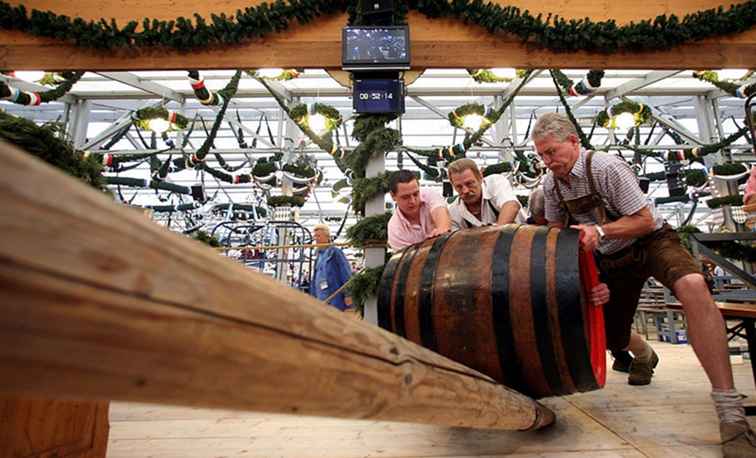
[377,224,606,399]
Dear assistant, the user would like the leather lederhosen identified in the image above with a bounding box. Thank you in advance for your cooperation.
[553,150,620,228]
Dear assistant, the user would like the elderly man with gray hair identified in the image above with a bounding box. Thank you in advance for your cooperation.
[533,111,756,456]
[446,158,522,230]
[309,223,353,311]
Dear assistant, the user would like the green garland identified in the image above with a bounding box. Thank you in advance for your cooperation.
[351,173,391,216]
[668,127,750,162]
[282,162,316,178]
[252,160,277,177]
[345,265,385,312]
[134,106,190,131]
[707,195,743,209]
[712,163,748,176]
[345,128,401,178]
[0,71,83,105]
[251,69,300,81]
[692,71,756,98]
[482,162,513,177]
[346,212,391,248]
[467,68,528,83]
[192,230,221,247]
[2,1,754,54]
[267,195,305,208]
[195,70,242,161]
[448,103,489,129]
[289,102,343,134]
[0,111,105,190]
[685,169,708,187]
[551,69,593,150]
[595,100,652,128]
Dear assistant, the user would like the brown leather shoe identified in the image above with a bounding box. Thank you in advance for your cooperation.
[627,349,659,385]
[721,420,756,457]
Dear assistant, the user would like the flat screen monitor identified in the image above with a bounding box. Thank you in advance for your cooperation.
[342,26,410,70]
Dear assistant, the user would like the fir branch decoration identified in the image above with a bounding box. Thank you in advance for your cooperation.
[345,266,385,312]
[289,102,343,133]
[467,69,528,83]
[551,69,605,96]
[712,163,748,176]
[252,160,277,177]
[282,162,317,178]
[134,106,190,131]
[707,195,743,209]
[551,69,593,150]
[346,212,391,248]
[692,71,756,98]
[667,127,750,161]
[352,114,397,142]
[685,169,708,187]
[192,230,221,247]
[448,103,488,129]
[0,71,83,105]
[482,162,513,177]
[595,100,652,128]
[195,70,242,161]
[0,1,755,54]
[345,128,401,178]
[0,111,105,190]
[267,195,305,208]
[351,172,392,216]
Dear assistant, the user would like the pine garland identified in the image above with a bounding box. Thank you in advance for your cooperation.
[482,161,513,177]
[551,69,605,96]
[252,160,277,177]
[346,212,391,248]
[134,106,190,131]
[345,265,385,311]
[467,68,528,83]
[0,1,753,54]
[707,195,743,209]
[0,111,105,190]
[448,103,488,129]
[667,127,750,161]
[351,173,390,216]
[692,71,756,98]
[551,69,593,150]
[267,195,305,208]
[192,230,221,247]
[345,128,401,178]
[595,100,652,128]
[282,162,317,178]
[0,71,83,105]
[712,163,748,176]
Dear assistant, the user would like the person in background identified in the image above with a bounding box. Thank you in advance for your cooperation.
[387,170,451,250]
[534,112,755,457]
[447,158,522,230]
[309,223,353,311]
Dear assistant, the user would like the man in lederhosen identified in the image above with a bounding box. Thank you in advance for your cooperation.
[533,112,755,457]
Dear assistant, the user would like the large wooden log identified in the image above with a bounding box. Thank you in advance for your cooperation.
[0,398,109,458]
[0,0,754,70]
[0,140,554,432]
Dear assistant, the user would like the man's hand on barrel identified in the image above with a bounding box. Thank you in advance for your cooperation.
[590,283,610,306]
[429,226,451,237]
[570,224,601,252]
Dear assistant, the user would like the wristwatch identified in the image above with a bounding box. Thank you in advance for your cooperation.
[595,225,606,240]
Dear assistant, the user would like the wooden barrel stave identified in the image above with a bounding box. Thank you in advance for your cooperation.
[378,224,605,398]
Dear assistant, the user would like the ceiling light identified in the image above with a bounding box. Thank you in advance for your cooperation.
[147,117,171,134]
[14,71,45,83]
[462,114,485,131]
[613,112,636,130]
[308,113,328,135]
[490,68,517,80]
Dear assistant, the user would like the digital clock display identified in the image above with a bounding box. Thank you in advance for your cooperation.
[353,79,404,114]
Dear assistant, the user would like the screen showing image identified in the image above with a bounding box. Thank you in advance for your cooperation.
[342,26,409,67]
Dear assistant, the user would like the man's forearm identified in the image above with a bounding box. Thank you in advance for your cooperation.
[603,213,656,240]
[497,201,521,225]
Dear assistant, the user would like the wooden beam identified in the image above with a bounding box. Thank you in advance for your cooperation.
[0,1,755,70]
[0,140,554,431]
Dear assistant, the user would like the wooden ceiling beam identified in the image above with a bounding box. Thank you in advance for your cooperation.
[0,2,754,70]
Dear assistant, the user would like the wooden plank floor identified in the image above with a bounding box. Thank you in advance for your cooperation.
[107,342,756,457]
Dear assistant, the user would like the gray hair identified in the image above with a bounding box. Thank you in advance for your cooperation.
[531,112,577,143]
[313,223,330,236]
[447,158,481,179]
[528,187,545,218]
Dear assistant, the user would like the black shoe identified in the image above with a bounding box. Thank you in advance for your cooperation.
[628,349,659,386]
[611,350,633,373]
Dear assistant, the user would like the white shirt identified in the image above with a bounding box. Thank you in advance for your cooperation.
[448,174,522,230]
